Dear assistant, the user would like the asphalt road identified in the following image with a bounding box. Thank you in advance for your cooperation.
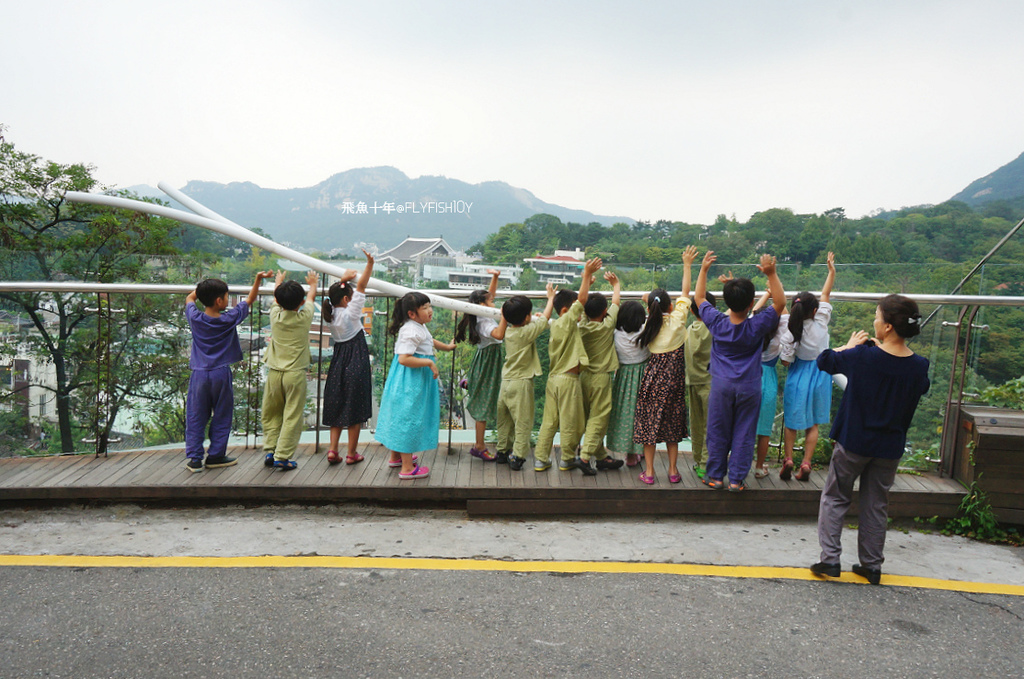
[2,565,1023,678]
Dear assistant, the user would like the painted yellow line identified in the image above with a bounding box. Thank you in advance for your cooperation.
[1,554,1021,597]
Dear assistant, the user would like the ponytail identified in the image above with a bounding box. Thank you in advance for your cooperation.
[455,289,489,344]
[387,291,430,337]
[322,280,353,324]
[787,292,819,344]
[635,288,669,348]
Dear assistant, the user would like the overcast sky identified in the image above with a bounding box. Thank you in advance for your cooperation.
[4,0,1024,225]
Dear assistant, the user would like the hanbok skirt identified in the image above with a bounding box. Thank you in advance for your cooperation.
[465,343,504,424]
[633,346,689,445]
[606,360,648,456]
[757,357,779,437]
[783,356,832,430]
[375,353,440,454]
[321,331,372,429]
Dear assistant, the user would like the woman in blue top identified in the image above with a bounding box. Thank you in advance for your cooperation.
[810,294,930,585]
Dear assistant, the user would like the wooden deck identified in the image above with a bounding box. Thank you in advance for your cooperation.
[0,442,966,518]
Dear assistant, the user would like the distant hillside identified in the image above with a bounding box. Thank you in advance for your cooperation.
[951,151,1024,207]
[128,167,632,251]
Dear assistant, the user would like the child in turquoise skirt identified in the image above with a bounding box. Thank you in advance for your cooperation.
[375,292,456,480]
[454,270,507,461]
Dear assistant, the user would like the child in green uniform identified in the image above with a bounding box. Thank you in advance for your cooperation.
[685,293,713,478]
[533,257,601,474]
[579,268,624,472]
[495,284,556,470]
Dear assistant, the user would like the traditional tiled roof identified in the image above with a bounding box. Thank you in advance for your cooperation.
[379,237,455,262]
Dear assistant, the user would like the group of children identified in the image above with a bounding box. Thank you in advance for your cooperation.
[182,247,931,581]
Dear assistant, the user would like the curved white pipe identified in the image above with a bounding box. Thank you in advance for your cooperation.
[62,190,501,320]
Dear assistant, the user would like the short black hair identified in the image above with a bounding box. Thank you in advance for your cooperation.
[502,296,533,326]
[552,289,578,315]
[690,291,716,317]
[616,300,646,333]
[196,279,229,308]
[722,278,755,313]
[274,280,305,311]
[583,292,608,320]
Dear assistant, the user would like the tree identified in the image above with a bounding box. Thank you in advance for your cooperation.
[0,129,194,453]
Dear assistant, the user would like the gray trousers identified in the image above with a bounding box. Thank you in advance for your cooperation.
[817,442,900,569]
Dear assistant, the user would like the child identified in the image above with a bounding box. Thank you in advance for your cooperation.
[578,269,624,470]
[321,250,374,465]
[810,294,930,585]
[606,300,649,467]
[262,270,319,471]
[495,286,556,469]
[184,270,273,472]
[779,251,836,482]
[454,269,506,461]
[695,250,786,491]
[684,244,714,478]
[632,246,697,484]
[375,292,456,480]
[534,257,601,474]
[752,291,785,479]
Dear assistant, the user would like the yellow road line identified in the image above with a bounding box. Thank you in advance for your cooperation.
[1,554,1021,597]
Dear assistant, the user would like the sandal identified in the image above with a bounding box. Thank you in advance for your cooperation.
[728,481,747,492]
[469,447,496,461]
[345,452,364,465]
[398,464,430,480]
[795,462,812,482]
[702,477,724,490]
[754,465,769,479]
[638,472,655,485]
[327,449,342,465]
[626,453,639,467]
[388,455,417,468]
[273,459,297,471]
[779,458,794,480]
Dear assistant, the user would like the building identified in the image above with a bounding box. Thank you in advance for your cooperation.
[447,263,521,290]
[523,248,587,285]
[378,237,458,282]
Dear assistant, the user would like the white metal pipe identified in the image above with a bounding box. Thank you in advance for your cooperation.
[62,191,501,320]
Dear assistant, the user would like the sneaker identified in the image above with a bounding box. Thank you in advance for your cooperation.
[185,459,204,473]
[558,458,578,472]
[810,561,841,578]
[205,455,237,469]
[264,452,275,467]
[494,450,510,464]
[534,460,552,472]
[577,458,597,476]
[508,456,526,471]
[692,464,705,479]
[852,564,882,585]
[596,456,624,471]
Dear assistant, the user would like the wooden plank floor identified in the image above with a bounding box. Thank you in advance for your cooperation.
[0,443,967,518]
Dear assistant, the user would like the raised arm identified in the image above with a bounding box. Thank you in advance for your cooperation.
[695,250,716,313]
[486,268,500,302]
[821,251,836,304]
[304,270,319,305]
[578,257,601,307]
[757,254,786,315]
[605,271,621,307]
[246,270,274,306]
[752,290,770,312]
[357,249,374,294]
[681,245,698,299]
[491,315,507,341]
[542,283,556,320]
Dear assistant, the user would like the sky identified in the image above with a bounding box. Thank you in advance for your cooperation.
[4,0,1024,226]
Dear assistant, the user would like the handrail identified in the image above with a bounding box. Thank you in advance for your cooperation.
[2,282,1024,308]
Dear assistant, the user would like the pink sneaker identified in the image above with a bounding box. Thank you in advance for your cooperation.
[398,465,430,480]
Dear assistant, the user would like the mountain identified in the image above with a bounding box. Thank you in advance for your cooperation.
[128,167,632,251]
[951,151,1024,207]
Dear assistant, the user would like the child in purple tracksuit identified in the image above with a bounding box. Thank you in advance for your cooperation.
[183,270,273,472]
[694,251,786,491]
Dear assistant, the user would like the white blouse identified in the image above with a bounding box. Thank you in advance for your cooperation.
[329,291,366,344]
[779,302,832,362]
[477,316,502,349]
[394,320,434,356]
[614,328,651,365]
[761,313,786,363]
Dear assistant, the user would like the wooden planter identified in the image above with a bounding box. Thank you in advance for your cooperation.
[955,406,1024,524]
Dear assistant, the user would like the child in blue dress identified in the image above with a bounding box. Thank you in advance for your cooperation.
[375,292,456,480]
[752,290,784,479]
[778,252,836,481]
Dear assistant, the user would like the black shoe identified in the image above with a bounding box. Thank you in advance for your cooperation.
[205,455,237,469]
[494,450,510,465]
[810,561,841,578]
[596,456,624,471]
[508,456,525,471]
[185,459,204,473]
[264,452,275,467]
[852,564,882,585]
[577,458,597,476]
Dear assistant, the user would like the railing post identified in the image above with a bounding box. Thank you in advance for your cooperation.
[447,308,457,455]
[314,272,326,455]
[939,305,981,478]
